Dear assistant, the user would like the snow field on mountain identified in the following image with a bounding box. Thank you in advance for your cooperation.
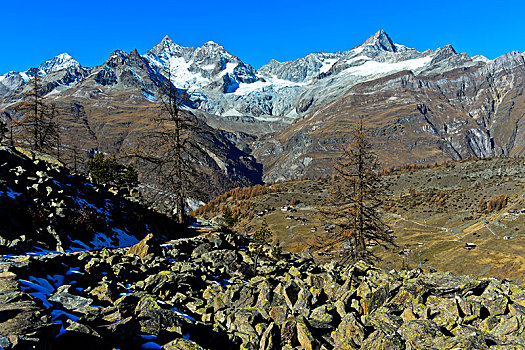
[343,56,433,77]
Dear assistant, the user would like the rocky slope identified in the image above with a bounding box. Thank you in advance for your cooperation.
[1,228,525,349]
[256,50,525,181]
[0,146,182,255]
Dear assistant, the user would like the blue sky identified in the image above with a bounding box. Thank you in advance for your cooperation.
[1,0,524,74]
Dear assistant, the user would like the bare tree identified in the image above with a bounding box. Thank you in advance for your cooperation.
[16,71,59,154]
[0,118,7,146]
[317,119,394,264]
[134,71,204,224]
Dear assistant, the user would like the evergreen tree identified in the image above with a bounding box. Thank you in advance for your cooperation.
[221,205,236,228]
[121,164,139,190]
[88,153,138,190]
[134,69,204,225]
[249,219,272,272]
[0,119,7,145]
[318,119,393,264]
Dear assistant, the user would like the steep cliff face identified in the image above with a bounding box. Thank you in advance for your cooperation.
[256,51,525,181]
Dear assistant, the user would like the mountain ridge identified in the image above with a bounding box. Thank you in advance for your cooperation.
[1,30,525,189]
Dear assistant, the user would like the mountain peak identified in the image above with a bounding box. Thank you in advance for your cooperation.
[36,52,80,75]
[151,35,186,57]
[161,35,173,44]
[430,44,458,64]
[202,41,224,50]
[362,29,396,52]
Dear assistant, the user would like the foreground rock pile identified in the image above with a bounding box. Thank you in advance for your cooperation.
[1,229,525,349]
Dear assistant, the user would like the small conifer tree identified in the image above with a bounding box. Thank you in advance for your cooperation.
[88,153,138,190]
[249,219,272,272]
[271,240,283,261]
[221,205,236,228]
[318,119,394,264]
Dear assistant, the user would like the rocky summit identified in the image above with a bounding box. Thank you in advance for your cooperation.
[0,228,525,349]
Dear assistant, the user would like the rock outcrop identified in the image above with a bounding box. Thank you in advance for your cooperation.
[0,147,180,254]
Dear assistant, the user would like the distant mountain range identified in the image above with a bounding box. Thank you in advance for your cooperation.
[1,30,525,186]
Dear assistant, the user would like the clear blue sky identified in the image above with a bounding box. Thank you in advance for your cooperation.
[1,0,524,74]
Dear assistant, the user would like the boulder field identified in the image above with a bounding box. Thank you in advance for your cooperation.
[0,228,524,349]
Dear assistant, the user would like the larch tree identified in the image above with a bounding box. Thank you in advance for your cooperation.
[16,70,59,154]
[0,118,7,145]
[135,69,204,225]
[318,119,394,264]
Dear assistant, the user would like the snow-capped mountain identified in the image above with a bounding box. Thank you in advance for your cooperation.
[0,30,490,121]
[3,30,525,185]
[0,52,86,97]
[35,52,81,76]
[144,36,258,93]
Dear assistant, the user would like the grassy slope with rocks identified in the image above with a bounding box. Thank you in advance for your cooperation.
[197,157,525,281]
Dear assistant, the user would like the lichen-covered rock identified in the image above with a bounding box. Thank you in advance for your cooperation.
[399,320,444,348]
[163,338,206,350]
[296,316,319,350]
[1,225,525,349]
[126,233,160,258]
[332,313,365,348]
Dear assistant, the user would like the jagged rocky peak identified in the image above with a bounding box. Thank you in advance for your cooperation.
[430,44,458,64]
[258,52,345,83]
[362,29,397,52]
[484,50,525,73]
[104,49,131,68]
[194,40,231,61]
[150,35,193,58]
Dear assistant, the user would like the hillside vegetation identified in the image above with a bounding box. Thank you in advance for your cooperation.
[196,157,525,281]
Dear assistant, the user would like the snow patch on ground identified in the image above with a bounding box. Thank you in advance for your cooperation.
[89,229,139,249]
[90,232,113,248]
[142,89,157,102]
[167,57,209,89]
[351,46,364,54]
[222,108,244,117]
[233,77,305,95]
[71,196,105,216]
[146,54,211,90]
[472,55,491,63]
[113,228,140,247]
[220,62,238,77]
[171,307,196,321]
[0,187,23,199]
[130,69,145,85]
[345,55,371,64]
[19,72,30,82]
